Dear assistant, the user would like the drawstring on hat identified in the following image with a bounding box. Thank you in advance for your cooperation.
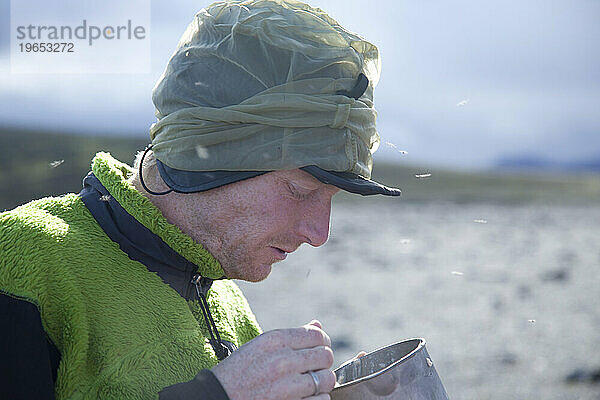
[139,145,173,196]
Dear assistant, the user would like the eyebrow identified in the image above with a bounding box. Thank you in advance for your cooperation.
[294,174,340,194]
[280,170,338,193]
[290,171,322,188]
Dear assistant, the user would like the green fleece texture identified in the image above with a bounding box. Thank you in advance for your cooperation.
[0,152,262,399]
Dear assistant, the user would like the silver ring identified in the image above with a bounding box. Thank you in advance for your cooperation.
[308,370,320,396]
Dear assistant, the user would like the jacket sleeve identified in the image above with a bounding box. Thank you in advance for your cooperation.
[0,293,61,400]
[159,369,231,400]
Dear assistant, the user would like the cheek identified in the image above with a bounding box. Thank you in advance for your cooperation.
[227,191,306,243]
[265,198,304,227]
[246,202,302,245]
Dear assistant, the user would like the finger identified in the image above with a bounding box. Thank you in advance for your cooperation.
[274,369,334,399]
[355,351,367,359]
[284,325,331,350]
[308,319,322,329]
[318,369,337,393]
[300,369,336,397]
[295,346,334,372]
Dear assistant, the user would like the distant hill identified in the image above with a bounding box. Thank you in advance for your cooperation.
[1,127,147,211]
[1,127,600,211]
[495,154,600,172]
[366,160,600,206]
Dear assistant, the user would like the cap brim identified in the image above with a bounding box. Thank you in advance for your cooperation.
[157,159,401,196]
[300,165,401,196]
[156,159,268,193]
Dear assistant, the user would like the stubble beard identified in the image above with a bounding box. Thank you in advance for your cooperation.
[196,229,274,283]
[219,243,275,283]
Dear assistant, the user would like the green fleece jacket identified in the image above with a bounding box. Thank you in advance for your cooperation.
[0,152,262,399]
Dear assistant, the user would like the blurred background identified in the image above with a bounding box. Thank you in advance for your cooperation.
[1,1,599,399]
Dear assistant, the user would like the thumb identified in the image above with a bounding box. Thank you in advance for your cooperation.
[354,351,367,359]
[308,319,322,329]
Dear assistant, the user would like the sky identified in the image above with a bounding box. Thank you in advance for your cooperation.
[1,0,599,170]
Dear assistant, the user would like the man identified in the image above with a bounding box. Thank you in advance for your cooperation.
[0,1,401,399]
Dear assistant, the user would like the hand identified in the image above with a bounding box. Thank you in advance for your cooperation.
[212,320,336,400]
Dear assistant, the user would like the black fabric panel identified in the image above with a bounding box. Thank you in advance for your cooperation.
[78,171,201,299]
[159,369,230,400]
[78,171,235,364]
[0,293,60,400]
[156,158,267,193]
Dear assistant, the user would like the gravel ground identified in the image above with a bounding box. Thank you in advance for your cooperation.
[238,201,600,400]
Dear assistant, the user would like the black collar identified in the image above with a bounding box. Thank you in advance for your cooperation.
[78,172,235,359]
[78,171,204,300]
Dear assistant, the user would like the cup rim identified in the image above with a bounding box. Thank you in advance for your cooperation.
[332,337,427,391]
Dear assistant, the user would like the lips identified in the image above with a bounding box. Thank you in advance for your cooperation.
[271,246,288,260]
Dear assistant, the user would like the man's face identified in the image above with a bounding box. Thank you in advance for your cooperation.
[174,169,340,282]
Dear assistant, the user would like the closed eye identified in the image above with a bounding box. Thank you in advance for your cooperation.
[286,182,312,200]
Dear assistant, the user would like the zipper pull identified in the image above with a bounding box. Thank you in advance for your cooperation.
[191,274,213,298]
[190,274,231,361]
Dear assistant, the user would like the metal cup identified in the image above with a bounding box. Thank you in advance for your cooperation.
[331,338,450,400]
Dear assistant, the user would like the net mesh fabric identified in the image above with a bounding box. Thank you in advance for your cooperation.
[150,0,381,179]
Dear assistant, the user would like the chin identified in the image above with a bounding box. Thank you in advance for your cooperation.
[243,263,273,283]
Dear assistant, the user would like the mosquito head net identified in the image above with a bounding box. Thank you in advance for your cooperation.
[150,0,382,179]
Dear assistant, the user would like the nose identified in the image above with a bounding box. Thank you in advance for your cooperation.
[298,194,333,247]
